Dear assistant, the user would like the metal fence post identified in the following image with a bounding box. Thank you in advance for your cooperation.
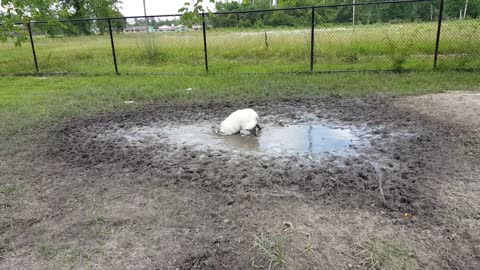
[27,22,39,73]
[202,13,209,73]
[310,7,316,73]
[107,18,119,75]
[434,0,445,69]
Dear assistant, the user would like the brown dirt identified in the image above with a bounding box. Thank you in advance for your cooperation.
[399,91,480,131]
[1,93,479,269]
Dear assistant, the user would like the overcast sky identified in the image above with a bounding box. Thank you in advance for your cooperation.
[0,1,228,17]
[119,0,219,17]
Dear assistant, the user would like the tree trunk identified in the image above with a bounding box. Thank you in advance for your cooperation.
[464,0,469,19]
[352,0,356,25]
[430,3,433,21]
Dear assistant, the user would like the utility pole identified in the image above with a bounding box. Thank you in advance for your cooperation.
[352,0,356,25]
[143,0,149,32]
[464,0,469,19]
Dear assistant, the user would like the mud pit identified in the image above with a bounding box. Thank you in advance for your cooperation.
[109,122,369,159]
[58,98,430,214]
[57,99,424,213]
[3,94,479,269]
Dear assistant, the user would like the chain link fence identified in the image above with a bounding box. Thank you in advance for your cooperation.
[313,1,439,72]
[0,0,478,75]
[28,19,114,74]
[110,16,205,74]
[205,9,312,73]
[437,17,480,69]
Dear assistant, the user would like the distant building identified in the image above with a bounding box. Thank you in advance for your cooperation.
[175,24,187,32]
[157,25,174,32]
[124,25,155,33]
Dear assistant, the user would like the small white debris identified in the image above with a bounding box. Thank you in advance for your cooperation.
[186,88,193,91]
[124,101,135,104]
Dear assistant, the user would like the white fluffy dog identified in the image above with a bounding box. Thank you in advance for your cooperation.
[219,108,261,136]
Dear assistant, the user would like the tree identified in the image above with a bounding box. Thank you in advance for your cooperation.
[1,0,122,44]
[178,0,215,26]
[58,0,122,35]
[0,0,56,45]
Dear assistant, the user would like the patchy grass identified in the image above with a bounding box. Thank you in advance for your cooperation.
[83,214,129,239]
[355,239,419,270]
[253,234,288,269]
[0,184,26,198]
[463,136,480,155]
[33,242,92,267]
[0,184,29,209]
[0,183,32,240]
[34,242,59,259]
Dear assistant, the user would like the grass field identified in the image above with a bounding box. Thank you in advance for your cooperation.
[1,19,479,74]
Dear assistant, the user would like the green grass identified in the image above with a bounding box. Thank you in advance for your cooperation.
[1,19,479,74]
[463,137,480,155]
[355,239,419,270]
[34,242,60,259]
[1,71,480,142]
[33,242,93,267]
[253,234,288,269]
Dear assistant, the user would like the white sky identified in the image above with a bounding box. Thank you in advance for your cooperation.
[119,0,219,17]
[0,0,235,16]
[0,1,232,17]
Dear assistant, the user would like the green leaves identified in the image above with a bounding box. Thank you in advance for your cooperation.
[0,0,52,46]
[1,0,122,43]
[179,0,215,26]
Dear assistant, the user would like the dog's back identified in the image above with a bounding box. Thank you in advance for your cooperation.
[220,109,259,135]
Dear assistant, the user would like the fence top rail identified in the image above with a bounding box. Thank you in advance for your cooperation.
[9,0,432,25]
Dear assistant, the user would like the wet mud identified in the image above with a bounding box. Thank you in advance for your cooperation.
[51,96,465,217]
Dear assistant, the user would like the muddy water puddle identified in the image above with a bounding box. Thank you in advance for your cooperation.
[118,122,371,157]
